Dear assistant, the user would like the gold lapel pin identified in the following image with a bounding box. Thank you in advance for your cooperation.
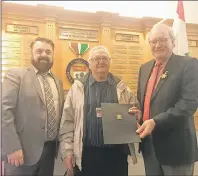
[116,113,122,120]
[161,71,168,79]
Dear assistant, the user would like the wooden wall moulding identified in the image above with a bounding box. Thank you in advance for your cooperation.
[2,40,21,48]
[45,21,56,44]
[3,2,198,34]
[128,71,139,75]
[111,49,127,54]
[111,54,127,59]
[115,33,140,43]
[188,40,197,47]
[6,24,38,35]
[2,53,21,60]
[128,55,142,59]
[110,70,126,74]
[59,27,99,42]
[111,60,127,64]
[111,65,126,69]
[2,47,21,54]
[2,59,21,66]
[111,44,127,49]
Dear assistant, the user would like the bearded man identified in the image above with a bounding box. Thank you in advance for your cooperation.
[2,37,64,176]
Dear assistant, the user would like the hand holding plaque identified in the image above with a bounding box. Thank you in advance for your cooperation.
[101,103,141,144]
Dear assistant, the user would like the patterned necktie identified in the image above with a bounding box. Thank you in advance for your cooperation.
[41,73,57,140]
[143,63,160,122]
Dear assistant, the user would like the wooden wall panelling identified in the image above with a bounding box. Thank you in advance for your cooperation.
[2,2,198,128]
[2,6,45,83]
[110,28,145,94]
[44,17,59,76]
[56,23,100,90]
[186,25,198,129]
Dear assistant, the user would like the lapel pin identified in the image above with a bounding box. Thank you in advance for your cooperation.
[116,113,122,120]
[161,71,168,79]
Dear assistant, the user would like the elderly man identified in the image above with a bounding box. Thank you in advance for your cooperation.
[130,23,198,175]
[2,37,64,176]
[59,45,139,176]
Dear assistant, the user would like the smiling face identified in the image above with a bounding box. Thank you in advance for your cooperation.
[149,24,175,62]
[88,47,111,75]
[31,41,54,73]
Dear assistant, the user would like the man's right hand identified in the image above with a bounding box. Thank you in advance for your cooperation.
[7,149,24,166]
[128,106,141,121]
[64,155,75,174]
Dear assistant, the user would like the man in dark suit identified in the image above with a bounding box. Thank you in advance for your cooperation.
[2,37,64,176]
[130,24,198,175]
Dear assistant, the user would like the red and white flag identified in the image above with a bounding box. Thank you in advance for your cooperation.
[172,0,189,56]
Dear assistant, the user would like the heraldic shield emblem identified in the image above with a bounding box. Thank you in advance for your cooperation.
[66,43,90,83]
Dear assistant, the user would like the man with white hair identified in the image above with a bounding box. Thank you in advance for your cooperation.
[59,45,139,176]
[131,23,198,175]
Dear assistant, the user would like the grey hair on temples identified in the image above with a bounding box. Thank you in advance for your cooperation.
[148,23,176,42]
[88,45,111,62]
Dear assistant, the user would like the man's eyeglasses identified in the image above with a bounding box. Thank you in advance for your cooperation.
[149,37,170,46]
[90,56,110,63]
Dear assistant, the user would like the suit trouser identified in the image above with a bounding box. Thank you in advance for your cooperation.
[142,135,194,176]
[4,141,56,176]
[80,147,128,176]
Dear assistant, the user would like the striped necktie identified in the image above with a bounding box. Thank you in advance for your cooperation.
[41,73,57,140]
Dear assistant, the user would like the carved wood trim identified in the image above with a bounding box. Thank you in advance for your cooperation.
[2,2,198,32]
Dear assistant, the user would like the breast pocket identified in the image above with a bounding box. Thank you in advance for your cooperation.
[162,76,180,98]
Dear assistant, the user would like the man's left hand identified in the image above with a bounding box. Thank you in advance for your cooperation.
[136,119,156,139]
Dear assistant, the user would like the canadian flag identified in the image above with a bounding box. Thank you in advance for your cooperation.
[172,0,189,56]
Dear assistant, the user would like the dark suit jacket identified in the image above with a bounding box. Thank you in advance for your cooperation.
[137,53,198,165]
[2,66,65,165]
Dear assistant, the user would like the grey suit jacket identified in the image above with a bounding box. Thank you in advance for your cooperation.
[2,66,64,165]
[137,54,198,165]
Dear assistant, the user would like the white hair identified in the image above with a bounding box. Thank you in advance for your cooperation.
[88,45,111,63]
[148,23,176,42]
